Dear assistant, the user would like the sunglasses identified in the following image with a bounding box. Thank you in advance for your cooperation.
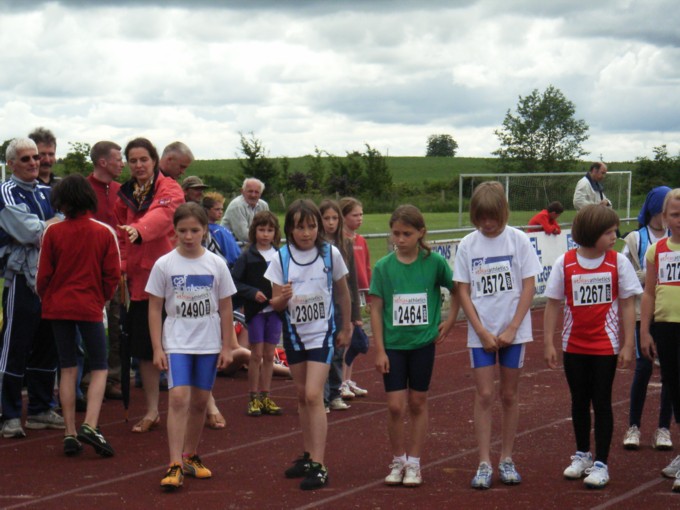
[19,155,42,163]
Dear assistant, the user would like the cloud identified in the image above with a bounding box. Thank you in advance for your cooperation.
[0,0,678,163]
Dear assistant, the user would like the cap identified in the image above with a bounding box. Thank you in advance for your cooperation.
[182,175,208,190]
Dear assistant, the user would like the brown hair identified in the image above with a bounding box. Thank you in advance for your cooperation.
[173,202,209,229]
[248,210,281,248]
[339,196,362,218]
[469,181,509,228]
[571,204,619,248]
[319,199,350,263]
[284,199,325,252]
[390,204,430,257]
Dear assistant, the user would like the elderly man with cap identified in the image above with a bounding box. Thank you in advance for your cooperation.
[181,175,208,204]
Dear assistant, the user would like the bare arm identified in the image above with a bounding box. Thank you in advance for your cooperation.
[498,276,535,348]
[437,286,460,344]
[456,282,498,352]
[543,298,561,369]
[217,296,237,370]
[370,296,389,374]
[148,295,167,371]
[639,261,657,360]
[333,276,352,348]
[618,296,635,369]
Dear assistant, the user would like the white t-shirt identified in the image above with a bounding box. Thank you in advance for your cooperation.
[453,227,542,348]
[145,249,236,354]
[544,251,642,301]
[265,243,348,349]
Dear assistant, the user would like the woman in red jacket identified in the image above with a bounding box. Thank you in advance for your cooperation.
[37,174,121,457]
[115,138,185,433]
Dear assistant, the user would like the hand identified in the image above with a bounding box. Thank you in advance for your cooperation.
[335,324,352,348]
[479,329,498,352]
[217,346,234,370]
[639,330,656,361]
[45,216,62,226]
[618,344,634,369]
[375,350,389,374]
[255,291,268,303]
[153,349,168,371]
[436,317,455,344]
[118,225,139,243]
[544,344,558,369]
[497,325,518,349]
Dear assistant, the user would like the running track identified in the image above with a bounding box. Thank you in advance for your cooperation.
[1,309,677,509]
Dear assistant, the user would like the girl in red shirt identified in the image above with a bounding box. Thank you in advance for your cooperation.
[37,174,121,458]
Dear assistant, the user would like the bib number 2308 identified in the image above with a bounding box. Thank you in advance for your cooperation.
[291,294,326,325]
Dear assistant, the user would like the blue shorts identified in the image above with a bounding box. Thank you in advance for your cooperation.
[247,311,282,345]
[51,320,107,370]
[167,353,219,391]
[383,343,436,393]
[469,343,526,369]
[285,345,333,366]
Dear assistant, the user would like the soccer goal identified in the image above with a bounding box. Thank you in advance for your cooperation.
[457,171,632,227]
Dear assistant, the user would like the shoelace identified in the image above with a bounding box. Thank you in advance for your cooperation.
[188,455,206,468]
[166,465,182,478]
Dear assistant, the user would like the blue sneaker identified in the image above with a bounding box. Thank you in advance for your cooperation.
[498,457,521,485]
[471,462,493,489]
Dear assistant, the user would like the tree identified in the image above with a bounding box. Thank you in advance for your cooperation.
[493,85,589,172]
[426,134,458,157]
[324,144,392,199]
[62,142,93,175]
[0,139,11,163]
[237,132,279,197]
[634,145,680,194]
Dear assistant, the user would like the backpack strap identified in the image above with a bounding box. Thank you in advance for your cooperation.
[637,227,649,268]
[279,244,291,284]
[322,242,333,291]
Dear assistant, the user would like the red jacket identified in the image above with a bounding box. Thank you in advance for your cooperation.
[114,170,184,301]
[37,213,121,322]
[87,174,121,228]
[527,209,561,235]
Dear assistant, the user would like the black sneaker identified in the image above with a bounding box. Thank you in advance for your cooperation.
[77,423,114,457]
[63,435,83,457]
[300,462,328,490]
[285,451,311,478]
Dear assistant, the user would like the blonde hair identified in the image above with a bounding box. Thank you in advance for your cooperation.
[469,181,509,228]
[662,188,680,216]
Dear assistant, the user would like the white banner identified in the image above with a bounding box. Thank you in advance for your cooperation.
[430,229,576,298]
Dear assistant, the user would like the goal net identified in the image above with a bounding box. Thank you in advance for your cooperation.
[457,172,631,227]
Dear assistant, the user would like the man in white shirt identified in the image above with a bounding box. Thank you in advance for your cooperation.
[221,177,269,244]
[573,162,611,210]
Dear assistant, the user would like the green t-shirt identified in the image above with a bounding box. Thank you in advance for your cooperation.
[369,250,453,350]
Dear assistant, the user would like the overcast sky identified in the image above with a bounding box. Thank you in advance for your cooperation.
[1,0,679,162]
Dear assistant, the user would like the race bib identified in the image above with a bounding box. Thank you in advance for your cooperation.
[571,272,613,306]
[658,251,680,284]
[176,297,212,318]
[393,293,428,326]
[290,293,326,324]
[472,260,514,297]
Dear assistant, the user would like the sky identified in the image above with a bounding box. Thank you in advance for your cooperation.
[1,0,679,162]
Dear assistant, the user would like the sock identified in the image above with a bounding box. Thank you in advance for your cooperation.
[395,454,407,465]
[182,452,193,460]
[407,456,420,467]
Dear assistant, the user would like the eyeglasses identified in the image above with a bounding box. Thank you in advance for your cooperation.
[19,155,42,163]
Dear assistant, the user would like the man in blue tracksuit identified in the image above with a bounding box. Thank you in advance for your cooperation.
[0,137,64,438]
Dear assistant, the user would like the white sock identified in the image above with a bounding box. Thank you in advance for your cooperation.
[407,456,420,467]
[394,454,407,465]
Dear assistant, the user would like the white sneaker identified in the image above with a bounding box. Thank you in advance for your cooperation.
[384,459,405,485]
[402,463,422,487]
[339,382,355,400]
[1,418,26,439]
[673,472,680,493]
[583,461,609,489]
[25,409,65,430]
[329,397,350,411]
[654,428,673,450]
[623,425,640,450]
[347,380,368,397]
[563,451,593,479]
[662,455,680,478]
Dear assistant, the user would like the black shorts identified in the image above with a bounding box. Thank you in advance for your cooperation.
[383,342,436,393]
[128,300,153,361]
